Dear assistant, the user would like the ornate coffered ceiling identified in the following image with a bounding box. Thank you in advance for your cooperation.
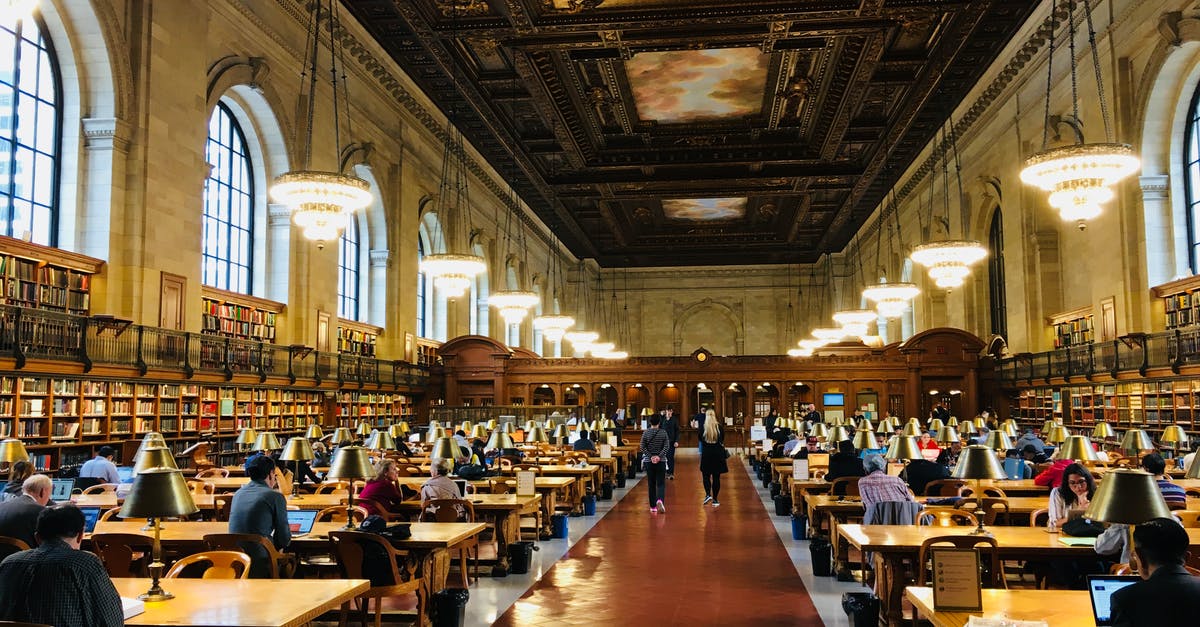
[344,0,1037,267]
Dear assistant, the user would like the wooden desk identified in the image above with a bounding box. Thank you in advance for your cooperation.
[72,494,216,511]
[284,493,349,510]
[115,577,368,627]
[905,587,1093,627]
[199,476,251,491]
[394,493,541,575]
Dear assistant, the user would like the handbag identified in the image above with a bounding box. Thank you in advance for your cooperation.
[1062,517,1105,537]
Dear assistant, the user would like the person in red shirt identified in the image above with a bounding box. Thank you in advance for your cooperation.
[356,459,406,514]
[1033,458,1073,488]
[916,432,941,452]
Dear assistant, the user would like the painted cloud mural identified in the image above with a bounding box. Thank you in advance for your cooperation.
[661,198,747,221]
[626,48,768,122]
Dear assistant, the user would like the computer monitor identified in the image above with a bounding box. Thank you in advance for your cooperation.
[453,479,469,497]
[50,478,75,501]
[115,467,135,484]
[1088,575,1139,626]
[285,509,318,536]
[80,506,101,533]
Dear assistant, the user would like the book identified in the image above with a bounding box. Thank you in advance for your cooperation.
[120,596,145,620]
[1057,536,1096,546]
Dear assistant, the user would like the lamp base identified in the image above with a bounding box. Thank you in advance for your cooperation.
[969,521,993,536]
[138,588,174,602]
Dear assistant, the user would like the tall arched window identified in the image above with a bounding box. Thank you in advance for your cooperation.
[416,236,427,338]
[1185,86,1200,274]
[202,102,254,293]
[338,217,360,320]
[0,16,60,245]
[470,241,489,337]
[988,210,1008,339]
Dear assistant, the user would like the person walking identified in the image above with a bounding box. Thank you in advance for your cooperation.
[698,409,728,507]
[639,413,671,513]
[660,408,680,480]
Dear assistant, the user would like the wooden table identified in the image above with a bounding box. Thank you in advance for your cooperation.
[395,493,541,575]
[283,493,349,510]
[72,494,217,511]
[905,587,1093,627]
[197,476,251,491]
[115,577,369,626]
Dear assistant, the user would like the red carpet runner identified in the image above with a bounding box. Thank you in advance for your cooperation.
[493,451,822,625]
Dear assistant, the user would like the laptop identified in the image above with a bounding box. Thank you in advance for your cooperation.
[1003,457,1026,480]
[453,479,470,497]
[50,478,75,501]
[80,506,101,533]
[286,509,318,537]
[116,466,135,484]
[1088,575,1139,626]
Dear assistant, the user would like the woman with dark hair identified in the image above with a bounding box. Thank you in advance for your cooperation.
[1048,462,1095,530]
[1,461,32,502]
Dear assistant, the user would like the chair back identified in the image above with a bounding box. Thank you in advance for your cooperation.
[488,478,512,494]
[1029,508,1050,528]
[329,530,405,586]
[90,533,155,577]
[829,476,860,497]
[811,468,828,481]
[0,536,29,561]
[195,467,230,479]
[165,551,251,579]
[316,481,349,495]
[395,465,421,477]
[916,535,1005,588]
[917,509,979,527]
[213,496,233,522]
[203,533,287,579]
[186,480,215,495]
[924,479,967,497]
[418,498,474,523]
[315,505,368,524]
[81,483,118,495]
[959,485,1007,499]
[512,463,541,475]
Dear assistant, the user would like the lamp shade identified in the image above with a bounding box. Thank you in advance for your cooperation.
[425,426,446,443]
[929,418,945,433]
[1053,435,1099,462]
[936,426,961,445]
[399,421,412,434]
[1092,422,1115,439]
[885,436,923,461]
[1186,454,1200,479]
[828,426,852,444]
[599,418,615,430]
[1084,469,1172,525]
[486,431,515,450]
[902,422,923,437]
[471,424,489,439]
[973,417,986,429]
[1042,419,1058,435]
[486,419,497,430]
[498,422,514,434]
[133,446,178,474]
[306,424,325,440]
[370,430,396,451]
[1120,429,1155,456]
[235,428,258,447]
[119,468,198,519]
[552,424,571,441]
[459,422,473,434]
[326,446,374,480]
[951,445,1006,480]
[253,432,281,452]
[356,422,372,437]
[280,437,315,462]
[1001,422,1019,438]
[857,418,874,432]
[1161,424,1188,446]
[809,423,829,439]
[331,427,354,445]
[1046,425,1069,445]
[946,416,959,427]
[641,407,654,416]
[528,425,550,444]
[139,432,167,451]
[852,429,876,450]
[878,417,898,432]
[0,439,28,463]
[430,437,460,461]
[959,421,977,436]
[983,431,1013,451]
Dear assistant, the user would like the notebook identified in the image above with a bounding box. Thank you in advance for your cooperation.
[80,506,101,533]
[50,478,75,501]
[116,466,135,484]
[286,509,318,536]
[1087,575,1139,626]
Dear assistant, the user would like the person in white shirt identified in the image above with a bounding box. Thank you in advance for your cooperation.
[78,447,119,484]
[782,433,804,457]
[1183,446,1198,473]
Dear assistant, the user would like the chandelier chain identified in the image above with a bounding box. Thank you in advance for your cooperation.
[334,0,354,155]
[1083,0,1112,143]
[1068,0,1079,128]
[1041,3,1056,151]
[301,5,321,169]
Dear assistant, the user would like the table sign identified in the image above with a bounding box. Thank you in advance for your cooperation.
[931,548,983,611]
[607,435,618,447]
[762,439,774,453]
[749,425,767,440]
[516,471,536,496]
[725,417,733,426]
[754,418,763,426]
[793,459,809,480]
[599,444,612,459]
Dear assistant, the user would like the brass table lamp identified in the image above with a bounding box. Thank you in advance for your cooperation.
[356,421,372,438]
[370,430,397,452]
[1186,453,1200,480]
[552,424,571,446]
[983,431,1013,452]
[1001,421,1019,438]
[119,467,199,601]
[425,425,446,443]
[430,437,460,462]
[857,417,874,432]
[133,446,178,474]
[1160,424,1188,459]
[884,436,923,462]
[0,438,29,466]
[253,432,281,453]
[486,431,515,451]
[1046,425,1069,446]
[852,428,876,450]
[936,426,961,447]
[1120,429,1154,457]
[528,425,550,445]
[280,437,314,498]
[809,423,829,442]
[878,417,898,432]
[947,416,959,427]
[330,427,354,446]
[1041,419,1060,435]
[138,432,167,453]
[901,422,923,437]
[972,416,987,429]
[928,418,945,433]
[951,445,1007,535]
[471,424,489,440]
[235,428,258,453]
[327,446,374,529]
[827,426,852,444]
[1054,435,1099,462]
[1084,468,1173,573]
[959,421,977,437]
[305,423,324,440]
[486,419,497,430]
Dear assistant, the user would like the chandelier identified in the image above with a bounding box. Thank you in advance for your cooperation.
[565,329,598,353]
[490,290,539,324]
[588,341,615,355]
[910,241,987,289]
[832,309,876,337]
[1019,0,1138,228]
[420,254,487,298]
[811,327,848,342]
[534,314,575,343]
[269,3,371,248]
[532,233,574,345]
[862,281,920,318]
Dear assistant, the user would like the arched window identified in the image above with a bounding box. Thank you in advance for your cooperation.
[1185,86,1200,274]
[338,217,360,320]
[0,16,60,245]
[416,236,427,338]
[470,241,489,337]
[988,210,1007,339]
[202,102,254,293]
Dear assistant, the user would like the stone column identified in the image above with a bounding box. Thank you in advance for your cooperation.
[1140,175,1177,287]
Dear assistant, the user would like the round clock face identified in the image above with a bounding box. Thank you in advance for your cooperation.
[695,351,709,362]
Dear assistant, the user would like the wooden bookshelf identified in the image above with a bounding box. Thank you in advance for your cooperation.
[1013,377,1200,435]
[336,319,382,357]
[200,287,283,343]
[1153,275,1200,331]
[1048,306,1095,349]
[0,236,102,316]
[335,390,415,430]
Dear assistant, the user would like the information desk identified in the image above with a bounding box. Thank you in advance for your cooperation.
[115,577,368,627]
[904,586,1093,627]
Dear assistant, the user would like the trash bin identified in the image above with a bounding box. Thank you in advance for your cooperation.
[551,513,569,538]
[508,541,534,574]
[773,494,792,516]
[600,482,614,500]
[769,481,781,497]
[761,473,771,489]
[791,514,807,540]
[582,494,597,515]
[615,472,627,489]
[431,588,470,627]
[810,537,833,577]
[841,592,880,627]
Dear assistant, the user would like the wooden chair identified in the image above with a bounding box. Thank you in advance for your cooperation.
[329,530,424,627]
[488,478,512,494]
[395,465,422,477]
[512,463,541,475]
[923,479,967,497]
[1110,563,1132,575]
[959,485,1008,499]
[164,551,251,579]
[316,481,349,495]
[98,507,134,523]
[418,498,478,587]
[828,476,860,497]
[203,533,296,579]
[315,505,369,524]
[1029,508,1050,528]
[212,496,233,523]
[90,533,154,577]
[0,536,29,562]
[186,480,215,495]
[959,497,1011,526]
[81,483,118,495]
[916,535,1006,589]
[916,509,979,527]
[354,498,406,523]
[1185,487,1200,499]
[195,467,230,479]
[811,468,828,481]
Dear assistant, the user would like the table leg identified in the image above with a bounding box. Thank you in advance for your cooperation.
[406,548,449,627]
[490,510,518,576]
[874,552,905,627]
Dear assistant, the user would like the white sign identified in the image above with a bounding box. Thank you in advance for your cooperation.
[599,444,612,459]
[725,417,733,426]
[792,459,809,480]
[607,435,618,447]
[749,425,767,440]
[516,471,536,496]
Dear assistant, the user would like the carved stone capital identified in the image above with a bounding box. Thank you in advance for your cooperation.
[369,249,390,267]
[1140,174,1170,200]
[81,117,130,152]
[268,204,293,228]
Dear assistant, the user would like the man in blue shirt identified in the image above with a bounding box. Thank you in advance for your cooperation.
[228,455,290,578]
[78,446,119,484]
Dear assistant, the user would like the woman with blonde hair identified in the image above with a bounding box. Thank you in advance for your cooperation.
[357,458,406,513]
[698,408,729,507]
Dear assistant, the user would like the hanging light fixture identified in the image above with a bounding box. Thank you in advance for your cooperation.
[811,327,848,342]
[490,290,539,325]
[489,124,540,325]
[1019,0,1139,229]
[862,202,919,318]
[533,232,575,344]
[269,1,372,248]
[534,313,574,343]
[832,309,876,338]
[910,119,986,290]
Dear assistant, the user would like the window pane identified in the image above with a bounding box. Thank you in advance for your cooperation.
[201,103,255,292]
[0,19,57,246]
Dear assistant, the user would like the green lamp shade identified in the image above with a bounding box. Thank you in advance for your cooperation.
[951,445,1006,480]
[1084,469,1172,525]
[253,432,281,452]
[280,437,315,462]
[327,446,374,480]
[120,468,198,519]
[885,436,922,461]
[305,424,325,440]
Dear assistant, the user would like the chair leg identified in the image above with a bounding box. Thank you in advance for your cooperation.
[459,549,469,589]
[373,596,383,627]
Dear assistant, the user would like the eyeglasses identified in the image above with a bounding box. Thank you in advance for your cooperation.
[1067,479,1089,486]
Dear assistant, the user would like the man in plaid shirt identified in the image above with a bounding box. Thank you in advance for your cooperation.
[857,454,915,511]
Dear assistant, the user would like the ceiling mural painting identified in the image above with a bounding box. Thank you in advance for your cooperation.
[346,0,1040,267]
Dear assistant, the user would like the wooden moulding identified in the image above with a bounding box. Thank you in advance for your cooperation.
[201,286,286,314]
[1151,274,1200,298]
[0,235,105,274]
[1046,305,1094,326]
[337,318,383,336]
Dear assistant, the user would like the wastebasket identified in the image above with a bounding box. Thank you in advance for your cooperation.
[809,537,833,577]
[600,482,614,500]
[773,494,792,516]
[431,588,470,627]
[769,481,781,497]
[615,472,627,489]
[791,514,807,540]
[508,541,534,574]
[551,513,569,538]
[761,473,772,489]
[582,494,597,515]
[841,592,880,627]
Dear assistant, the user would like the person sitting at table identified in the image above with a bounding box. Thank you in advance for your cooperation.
[782,432,804,457]
[229,454,290,578]
[857,454,914,512]
[78,445,120,485]
[573,429,596,452]
[358,459,406,513]
[311,440,331,467]
[0,460,32,503]
[972,425,990,445]
[826,440,866,492]
[0,474,51,547]
[916,431,940,452]
[1015,428,1047,454]
[1109,517,1200,626]
[1034,456,1074,487]
[901,450,951,496]
[0,505,123,627]
[1048,462,1094,530]
[420,458,464,517]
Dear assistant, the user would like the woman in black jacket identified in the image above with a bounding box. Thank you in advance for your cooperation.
[698,409,728,507]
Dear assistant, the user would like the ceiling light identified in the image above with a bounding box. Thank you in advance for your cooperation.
[862,282,920,318]
[832,309,876,337]
[910,241,987,289]
[533,314,575,342]
[811,327,848,341]
[490,290,540,324]
[588,341,614,355]
[420,254,487,298]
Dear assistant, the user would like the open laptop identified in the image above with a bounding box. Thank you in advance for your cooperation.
[116,466,135,484]
[80,506,101,533]
[453,479,470,497]
[1087,575,1140,626]
[286,509,318,537]
[50,478,75,501]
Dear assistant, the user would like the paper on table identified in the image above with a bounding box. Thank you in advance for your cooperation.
[749,426,767,440]
[967,618,1048,627]
[599,444,612,459]
[793,459,809,480]
[121,596,145,620]
[607,435,617,447]
[725,417,733,426]
[516,471,536,496]
[1058,536,1097,546]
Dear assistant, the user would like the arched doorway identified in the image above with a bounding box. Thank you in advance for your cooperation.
[564,384,586,407]
[531,385,556,406]
[625,383,649,418]
[595,384,618,418]
[691,382,716,419]
[787,382,811,418]
[724,383,747,423]
[658,383,681,412]
[753,382,779,418]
